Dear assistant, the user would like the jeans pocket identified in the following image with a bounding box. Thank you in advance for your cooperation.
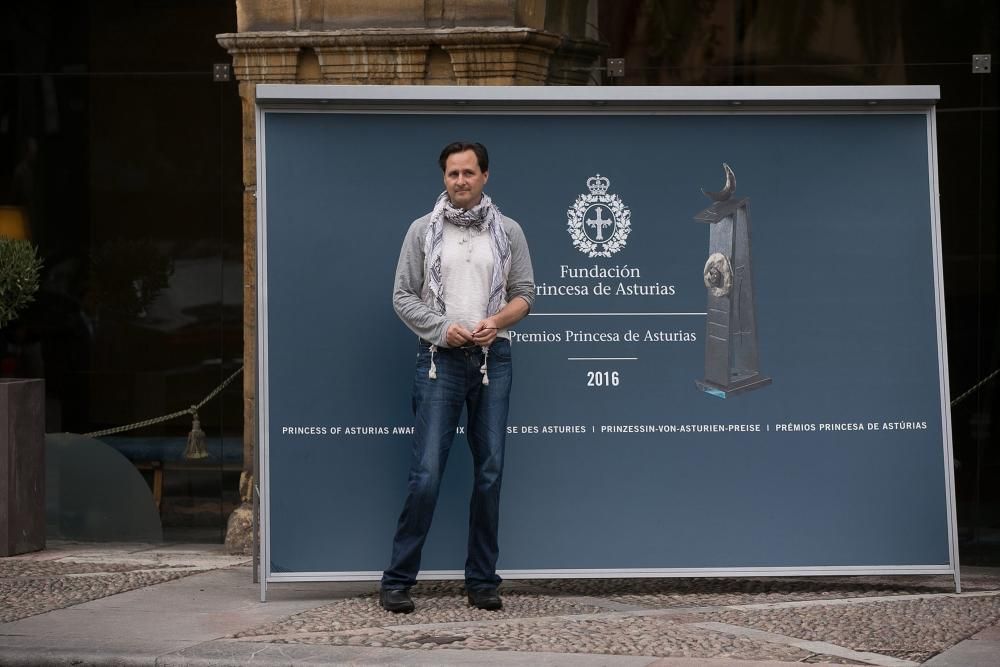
[488,339,512,363]
[415,346,431,370]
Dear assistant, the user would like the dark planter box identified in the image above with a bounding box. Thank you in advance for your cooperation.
[1,378,45,556]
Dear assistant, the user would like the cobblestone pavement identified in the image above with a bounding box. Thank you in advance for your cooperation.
[3,544,999,665]
[713,594,1000,664]
[233,575,1000,665]
[0,542,249,623]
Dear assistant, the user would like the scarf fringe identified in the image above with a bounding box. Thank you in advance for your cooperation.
[480,346,489,385]
[427,344,491,384]
[424,192,508,385]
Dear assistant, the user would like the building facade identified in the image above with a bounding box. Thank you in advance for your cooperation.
[1,0,996,562]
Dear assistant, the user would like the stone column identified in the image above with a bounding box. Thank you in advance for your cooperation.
[217,0,603,555]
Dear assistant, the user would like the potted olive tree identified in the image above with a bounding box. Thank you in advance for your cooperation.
[0,236,44,556]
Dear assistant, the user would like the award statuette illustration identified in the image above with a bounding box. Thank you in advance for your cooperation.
[694,163,771,398]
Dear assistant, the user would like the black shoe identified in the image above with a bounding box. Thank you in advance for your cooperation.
[379,588,415,613]
[467,587,502,610]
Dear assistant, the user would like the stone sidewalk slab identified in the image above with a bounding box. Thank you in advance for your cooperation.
[0,567,336,662]
[160,642,849,666]
[0,643,850,667]
[922,619,1000,667]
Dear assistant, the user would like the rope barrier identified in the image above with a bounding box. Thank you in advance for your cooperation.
[950,367,1000,408]
[83,366,243,439]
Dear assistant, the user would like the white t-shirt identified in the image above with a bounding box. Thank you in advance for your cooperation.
[440,222,509,339]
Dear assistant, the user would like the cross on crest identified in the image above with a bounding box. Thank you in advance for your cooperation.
[586,206,613,241]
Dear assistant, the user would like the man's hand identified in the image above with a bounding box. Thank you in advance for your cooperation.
[471,317,499,347]
[446,323,474,347]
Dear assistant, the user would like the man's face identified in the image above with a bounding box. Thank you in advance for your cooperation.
[443,149,488,210]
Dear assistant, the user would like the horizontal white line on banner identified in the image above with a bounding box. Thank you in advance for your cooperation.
[568,357,638,361]
[529,312,707,316]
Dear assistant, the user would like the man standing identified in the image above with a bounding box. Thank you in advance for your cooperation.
[380,142,535,613]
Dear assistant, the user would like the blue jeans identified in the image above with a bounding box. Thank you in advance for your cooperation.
[382,338,512,591]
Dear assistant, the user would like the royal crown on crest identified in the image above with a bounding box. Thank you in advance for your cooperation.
[587,174,610,195]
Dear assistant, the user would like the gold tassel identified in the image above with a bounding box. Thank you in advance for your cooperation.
[184,407,208,460]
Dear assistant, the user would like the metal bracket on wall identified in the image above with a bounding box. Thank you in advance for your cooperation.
[606,58,625,78]
[213,63,232,82]
[972,54,991,74]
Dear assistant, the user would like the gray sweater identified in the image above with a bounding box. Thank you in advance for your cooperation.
[392,212,535,347]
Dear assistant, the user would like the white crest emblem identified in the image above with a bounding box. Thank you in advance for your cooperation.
[566,174,631,258]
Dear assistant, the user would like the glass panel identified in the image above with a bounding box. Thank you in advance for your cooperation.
[1,1,242,543]
[46,433,162,542]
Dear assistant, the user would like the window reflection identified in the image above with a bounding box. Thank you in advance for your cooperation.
[1,1,242,543]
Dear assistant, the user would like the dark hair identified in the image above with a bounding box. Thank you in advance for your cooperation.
[438,142,489,173]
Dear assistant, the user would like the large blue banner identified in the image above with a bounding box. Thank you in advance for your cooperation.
[259,88,954,579]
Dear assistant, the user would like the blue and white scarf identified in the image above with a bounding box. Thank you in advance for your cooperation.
[423,190,511,384]
[423,190,511,319]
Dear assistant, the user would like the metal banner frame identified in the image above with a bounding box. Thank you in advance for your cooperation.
[254,85,956,601]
